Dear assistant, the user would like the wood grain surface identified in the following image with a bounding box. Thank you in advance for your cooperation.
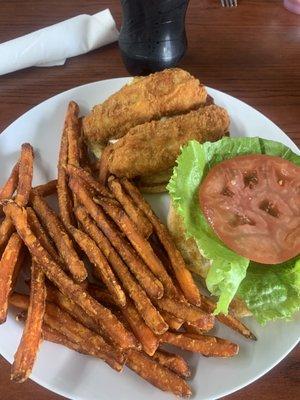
[0,1,299,399]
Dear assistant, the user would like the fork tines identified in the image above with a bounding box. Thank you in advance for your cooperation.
[221,0,237,6]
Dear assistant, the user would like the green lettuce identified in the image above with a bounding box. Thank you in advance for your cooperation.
[238,259,300,325]
[167,137,300,323]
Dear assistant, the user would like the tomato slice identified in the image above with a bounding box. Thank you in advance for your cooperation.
[199,154,300,264]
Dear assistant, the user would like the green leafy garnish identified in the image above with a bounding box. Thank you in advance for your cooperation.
[168,137,300,323]
[238,259,300,324]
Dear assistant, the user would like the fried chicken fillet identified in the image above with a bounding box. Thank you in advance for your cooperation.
[105,105,230,180]
[83,68,207,145]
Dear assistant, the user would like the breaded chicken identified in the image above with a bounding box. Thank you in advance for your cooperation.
[106,105,229,179]
[83,68,207,145]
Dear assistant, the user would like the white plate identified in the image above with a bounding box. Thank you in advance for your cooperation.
[0,78,299,400]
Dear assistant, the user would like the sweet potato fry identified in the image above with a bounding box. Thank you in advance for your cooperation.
[12,246,26,288]
[152,349,191,379]
[98,144,113,185]
[12,293,126,365]
[0,233,23,323]
[11,293,125,370]
[69,178,163,300]
[159,311,183,331]
[9,293,30,309]
[46,285,104,337]
[66,164,113,198]
[121,178,201,306]
[121,299,160,356]
[67,225,126,307]
[66,101,81,208]
[66,101,80,167]
[149,234,173,275]
[160,331,239,357]
[0,217,15,250]
[57,104,75,226]
[93,195,125,209]
[1,144,34,249]
[4,202,137,349]
[11,262,46,382]
[88,285,116,306]
[98,199,179,299]
[31,194,87,282]
[32,180,57,197]
[15,143,34,206]
[42,324,123,372]
[75,206,167,334]
[146,248,185,330]
[44,302,126,367]
[0,162,19,219]
[200,295,256,340]
[108,176,152,238]
[156,297,214,331]
[0,162,19,200]
[78,121,92,171]
[89,285,160,356]
[126,349,191,398]
[183,323,205,336]
[26,207,64,269]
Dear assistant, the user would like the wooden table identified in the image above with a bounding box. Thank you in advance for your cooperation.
[0,1,299,399]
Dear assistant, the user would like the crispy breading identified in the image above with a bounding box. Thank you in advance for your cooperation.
[107,105,229,179]
[83,68,207,145]
[136,169,172,193]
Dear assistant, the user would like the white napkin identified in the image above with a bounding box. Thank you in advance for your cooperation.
[0,9,119,76]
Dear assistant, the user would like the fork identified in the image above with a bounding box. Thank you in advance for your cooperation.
[221,0,237,6]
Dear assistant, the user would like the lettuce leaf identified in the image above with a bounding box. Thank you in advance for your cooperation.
[238,259,300,324]
[167,137,300,322]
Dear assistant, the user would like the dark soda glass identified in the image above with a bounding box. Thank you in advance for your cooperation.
[119,0,190,76]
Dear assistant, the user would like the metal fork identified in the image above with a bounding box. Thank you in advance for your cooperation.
[221,0,237,6]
